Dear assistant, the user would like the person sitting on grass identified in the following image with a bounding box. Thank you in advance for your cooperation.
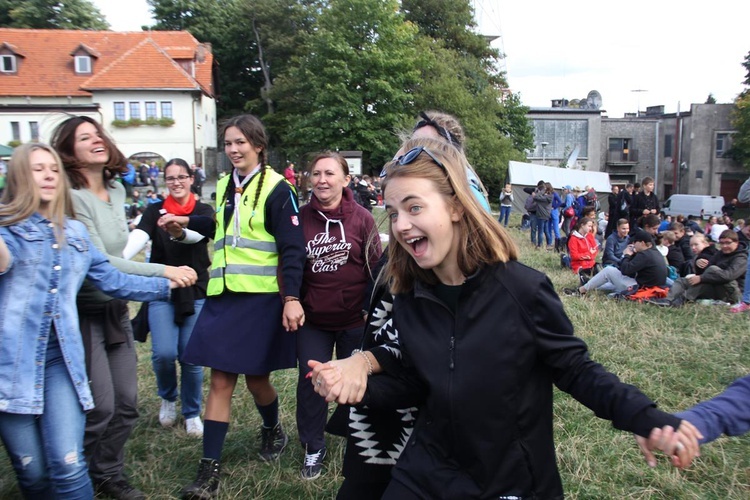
[654,230,747,307]
[568,217,600,283]
[563,231,666,296]
[659,230,686,273]
[638,373,749,468]
[669,222,694,267]
[635,213,661,238]
[602,218,630,268]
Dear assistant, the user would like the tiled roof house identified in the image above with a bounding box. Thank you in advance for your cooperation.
[0,28,218,169]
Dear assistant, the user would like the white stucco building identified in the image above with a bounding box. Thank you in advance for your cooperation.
[0,29,217,168]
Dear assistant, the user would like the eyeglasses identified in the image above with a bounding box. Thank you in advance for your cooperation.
[165,175,190,183]
[380,146,446,178]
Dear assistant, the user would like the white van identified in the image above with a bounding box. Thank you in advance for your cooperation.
[661,194,725,220]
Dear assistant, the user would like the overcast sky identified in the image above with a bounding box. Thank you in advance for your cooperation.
[92,0,749,118]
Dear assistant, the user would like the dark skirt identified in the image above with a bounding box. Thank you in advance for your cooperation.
[182,293,296,375]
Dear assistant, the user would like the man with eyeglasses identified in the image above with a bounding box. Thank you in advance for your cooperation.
[654,230,747,307]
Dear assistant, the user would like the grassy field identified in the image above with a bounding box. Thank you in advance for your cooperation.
[1,212,748,499]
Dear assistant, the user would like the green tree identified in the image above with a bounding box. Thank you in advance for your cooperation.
[0,0,109,29]
[148,0,258,117]
[729,51,750,170]
[401,0,532,195]
[705,93,717,104]
[268,0,421,172]
[240,0,321,116]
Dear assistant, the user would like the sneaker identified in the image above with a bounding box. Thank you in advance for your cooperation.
[159,399,176,427]
[300,447,326,480]
[186,416,204,437]
[729,302,750,313]
[562,287,581,296]
[94,478,146,500]
[181,458,220,499]
[258,423,288,462]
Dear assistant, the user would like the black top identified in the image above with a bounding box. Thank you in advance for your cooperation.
[137,199,215,298]
[620,246,668,287]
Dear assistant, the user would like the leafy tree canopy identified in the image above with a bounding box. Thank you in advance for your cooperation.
[729,51,750,170]
[268,0,420,171]
[0,0,109,29]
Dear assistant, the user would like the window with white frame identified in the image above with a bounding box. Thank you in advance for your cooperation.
[145,101,157,119]
[29,121,39,141]
[160,101,173,119]
[1,54,17,73]
[129,102,141,120]
[716,132,732,158]
[75,55,91,74]
[114,102,126,121]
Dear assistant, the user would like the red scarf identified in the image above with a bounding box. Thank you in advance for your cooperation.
[162,194,196,216]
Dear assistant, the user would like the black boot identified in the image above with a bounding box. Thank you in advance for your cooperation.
[554,238,561,253]
[182,458,221,499]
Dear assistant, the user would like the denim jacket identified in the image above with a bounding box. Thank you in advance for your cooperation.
[0,213,170,414]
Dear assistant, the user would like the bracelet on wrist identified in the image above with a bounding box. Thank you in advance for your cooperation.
[284,296,300,303]
[352,349,373,376]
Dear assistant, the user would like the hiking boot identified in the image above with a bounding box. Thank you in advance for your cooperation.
[181,458,220,499]
[729,302,750,313]
[186,416,204,437]
[259,423,288,462]
[94,478,146,500]
[300,447,326,480]
[159,398,176,427]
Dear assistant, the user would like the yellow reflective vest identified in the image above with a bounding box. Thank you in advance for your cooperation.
[207,167,286,295]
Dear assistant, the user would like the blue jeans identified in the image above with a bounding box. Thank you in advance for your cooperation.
[149,299,205,418]
[549,208,561,240]
[535,217,549,246]
[743,257,750,304]
[529,213,538,243]
[498,205,511,226]
[0,334,93,499]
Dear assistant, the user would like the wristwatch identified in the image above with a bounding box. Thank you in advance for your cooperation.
[170,229,187,242]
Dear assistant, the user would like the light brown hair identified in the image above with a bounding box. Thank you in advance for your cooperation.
[381,137,517,293]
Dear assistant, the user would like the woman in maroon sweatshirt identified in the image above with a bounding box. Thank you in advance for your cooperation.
[296,152,382,480]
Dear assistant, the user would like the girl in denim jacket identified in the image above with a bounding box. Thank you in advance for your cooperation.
[0,144,193,499]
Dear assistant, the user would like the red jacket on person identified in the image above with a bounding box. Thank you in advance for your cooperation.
[568,231,599,273]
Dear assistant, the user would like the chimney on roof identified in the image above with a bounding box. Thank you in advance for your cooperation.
[195,43,212,63]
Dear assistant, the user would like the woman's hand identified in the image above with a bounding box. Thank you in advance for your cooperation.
[308,356,369,404]
[163,265,197,287]
[157,214,189,237]
[636,420,703,468]
[282,299,305,332]
[695,258,709,269]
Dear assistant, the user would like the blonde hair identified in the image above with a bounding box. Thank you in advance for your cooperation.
[382,137,517,293]
[661,230,676,244]
[0,143,73,242]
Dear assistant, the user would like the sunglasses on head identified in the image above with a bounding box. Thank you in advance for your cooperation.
[414,112,461,148]
[380,146,446,178]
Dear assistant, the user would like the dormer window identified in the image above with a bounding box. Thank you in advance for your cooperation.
[69,43,99,75]
[75,55,91,74]
[1,54,17,73]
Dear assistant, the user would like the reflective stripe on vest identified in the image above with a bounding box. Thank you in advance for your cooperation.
[207,168,285,295]
[214,237,278,253]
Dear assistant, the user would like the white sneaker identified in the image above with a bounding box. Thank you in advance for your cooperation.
[185,416,204,437]
[159,399,176,427]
